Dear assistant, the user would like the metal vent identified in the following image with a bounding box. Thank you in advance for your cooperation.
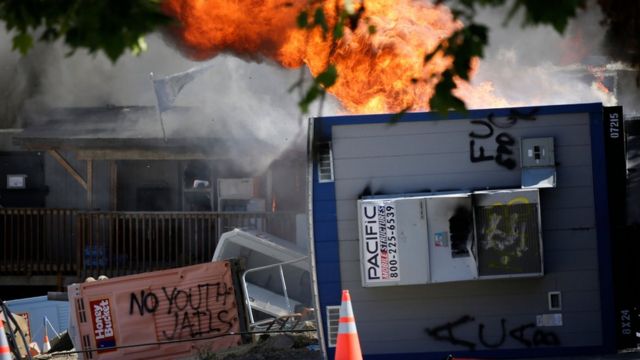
[317,142,334,183]
[326,305,341,347]
[83,335,94,359]
[77,298,87,323]
[548,291,562,311]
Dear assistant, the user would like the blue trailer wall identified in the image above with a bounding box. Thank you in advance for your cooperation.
[309,103,614,359]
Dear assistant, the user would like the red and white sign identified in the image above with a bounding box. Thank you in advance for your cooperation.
[90,298,116,353]
[360,200,400,284]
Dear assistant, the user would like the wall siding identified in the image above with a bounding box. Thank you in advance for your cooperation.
[313,106,609,358]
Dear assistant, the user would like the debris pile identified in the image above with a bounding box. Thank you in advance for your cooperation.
[209,333,321,360]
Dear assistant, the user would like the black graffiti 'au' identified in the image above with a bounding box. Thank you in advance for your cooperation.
[425,315,560,350]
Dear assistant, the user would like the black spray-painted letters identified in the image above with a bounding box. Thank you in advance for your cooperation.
[129,282,234,340]
[468,109,538,170]
[425,315,560,351]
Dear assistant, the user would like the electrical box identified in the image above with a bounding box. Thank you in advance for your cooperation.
[521,137,555,168]
[357,189,543,287]
[520,137,556,188]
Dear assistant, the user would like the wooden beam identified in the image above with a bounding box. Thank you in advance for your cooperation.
[87,159,93,208]
[77,149,218,160]
[47,150,87,190]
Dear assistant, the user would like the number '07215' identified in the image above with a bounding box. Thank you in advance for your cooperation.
[610,113,620,139]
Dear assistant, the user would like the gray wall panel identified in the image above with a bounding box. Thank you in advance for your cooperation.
[542,207,596,230]
[545,249,599,271]
[541,186,595,209]
[332,144,591,180]
[338,239,359,262]
[333,166,594,200]
[562,290,601,312]
[331,113,589,139]
[556,270,600,291]
[336,220,358,245]
[542,229,597,250]
[332,123,591,160]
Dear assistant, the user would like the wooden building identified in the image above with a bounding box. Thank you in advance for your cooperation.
[0,106,306,291]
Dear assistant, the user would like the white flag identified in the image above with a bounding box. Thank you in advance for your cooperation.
[152,63,214,113]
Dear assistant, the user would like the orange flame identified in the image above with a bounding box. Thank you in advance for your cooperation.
[163,0,505,113]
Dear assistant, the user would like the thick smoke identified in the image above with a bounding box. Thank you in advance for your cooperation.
[470,2,638,113]
[0,31,33,129]
[1,3,638,140]
[0,31,341,173]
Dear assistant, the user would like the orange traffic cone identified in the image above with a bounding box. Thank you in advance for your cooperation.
[334,290,363,360]
[0,319,12,360]
[42,324,51,353]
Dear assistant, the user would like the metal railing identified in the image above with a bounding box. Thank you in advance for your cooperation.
[0,208,77,275]
[0,209,299,279]
[241,256,309,326]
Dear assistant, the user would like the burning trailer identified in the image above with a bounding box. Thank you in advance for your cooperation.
[308,103,635,359]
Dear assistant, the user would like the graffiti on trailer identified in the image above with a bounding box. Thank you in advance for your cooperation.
[469,109,539,170]
[425,315,560,351]
[129,282,235,340]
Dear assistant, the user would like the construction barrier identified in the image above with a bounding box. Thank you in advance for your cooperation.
[335,290,363,360]
[0,318,12,360]
[42,325,51,353]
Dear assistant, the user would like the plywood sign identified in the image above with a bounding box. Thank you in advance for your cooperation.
[68,261,247,360]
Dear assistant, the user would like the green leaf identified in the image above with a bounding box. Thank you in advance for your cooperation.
[316,65,338,88]
[505,0,584,34]
[429,70,466,114]
[296,10,308,28]
[12,32,33,54]
[299,85,323,113]
[0,0,171,62]
[131,37,148,56]
[451,24,488,80]
[314,8,329,35]
[333,12,346,40]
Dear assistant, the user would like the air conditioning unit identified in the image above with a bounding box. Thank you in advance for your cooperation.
[358,189,543,287]
[218,178,256,199]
